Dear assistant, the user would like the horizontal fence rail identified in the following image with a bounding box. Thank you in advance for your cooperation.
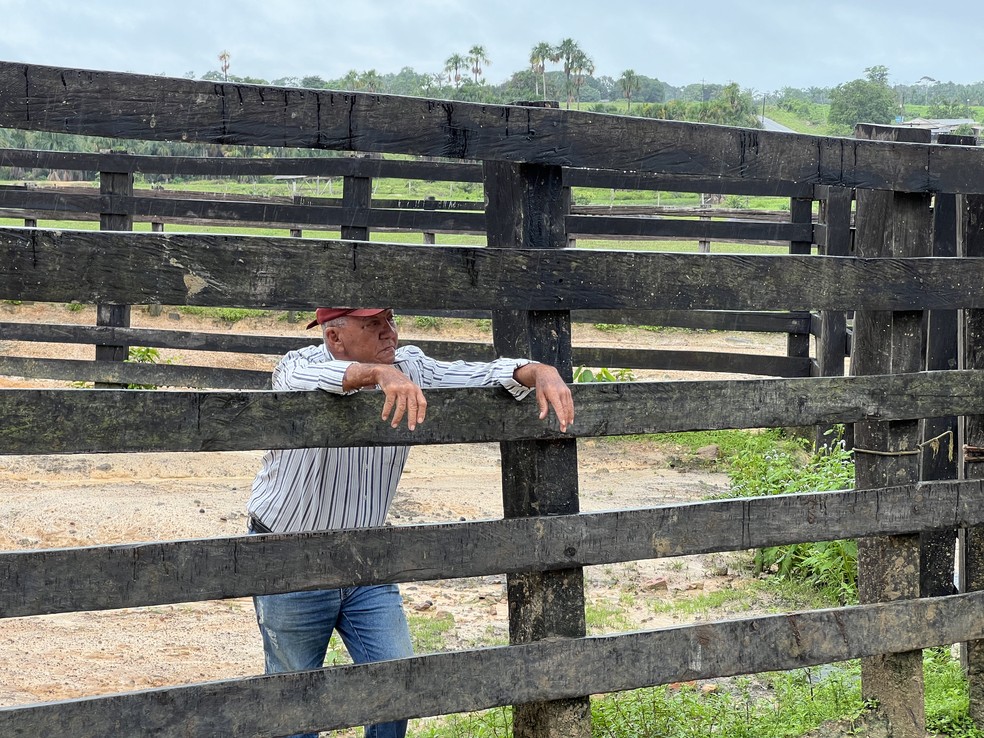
[0,349,809,390]
[1,61,981,193]
[0,479,978,617]
[2,591,983,737]
[2,228,983,311]
[0,147,817,197]
[1,370,982,454]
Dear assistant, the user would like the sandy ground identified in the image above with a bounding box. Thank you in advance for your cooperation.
[0,303,786,717]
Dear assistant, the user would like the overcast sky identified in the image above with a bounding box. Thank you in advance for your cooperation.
[1,0,979,92]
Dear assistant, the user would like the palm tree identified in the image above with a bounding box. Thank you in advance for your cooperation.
[619,69,641,112]
[571,51,594,109]
[218,50,231,82]
[339,70,360,91]
[529,41,553,99]
[359,70,382,93]
[553,38,583,109]
[444,53,466,88]
[467,45,491,83]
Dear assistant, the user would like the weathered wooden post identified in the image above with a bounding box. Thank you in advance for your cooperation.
[787,197,814,364]
[484,137,589,735]
[813,186,852,448]
[697,214,711,252]
[95,168,134,387]
[341,174,371,241]
[852,123,932,737]
[962,180,984,723]
[423,195,437,245]
[919,134,972,599]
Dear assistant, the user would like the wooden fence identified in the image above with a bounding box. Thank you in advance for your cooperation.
[0,60,983,737]
[0,145,820,390]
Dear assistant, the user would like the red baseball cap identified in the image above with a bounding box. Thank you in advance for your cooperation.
[306,307,388,329]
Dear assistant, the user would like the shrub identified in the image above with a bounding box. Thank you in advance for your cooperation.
[722,428,857,603]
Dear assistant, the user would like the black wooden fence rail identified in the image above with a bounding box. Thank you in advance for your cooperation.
[0,60,981,736]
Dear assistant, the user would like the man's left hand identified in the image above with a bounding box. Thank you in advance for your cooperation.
[513,363,575,433]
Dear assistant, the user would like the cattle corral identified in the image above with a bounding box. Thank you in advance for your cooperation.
[1,60,984,737]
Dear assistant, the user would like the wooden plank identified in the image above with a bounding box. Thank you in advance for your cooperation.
[0,343,805,381]
[0,189,488,232]
[0,147,815,197]
[563,168,815,197]
[0,147,486,181]
[0,356,270,390]
[485,156,588,737]
[5,228,984,312]
[6,370,984,455]
[2,479,982,618]
[94,170,132,390]
[963,192,984,722]
[566,214,812,242]
[0,322,808,374]
[920,160,962,598]
[4,62,984,193]
[852,123,931,737]
[0,322,313,354]
[571,347,810,377]
[3,591,984,737]
[787,198,814,361]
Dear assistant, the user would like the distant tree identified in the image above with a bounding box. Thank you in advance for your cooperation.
[359,70,382,93]
[384,67,433,96]
[619,69,641,112]
[529,41,553,99]
[444,53,466,88]
[467,45,491,83]
[218,50,231,81]
[571,51,594,109]
[337,70,360,91]
[300,75,329,89]
[553,38,589,109]
[272,76,301,87]
[829,67,897,129]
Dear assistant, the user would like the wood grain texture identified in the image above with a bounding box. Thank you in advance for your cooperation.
[3,62,983,193]
[2,590,984,736]
[1,478,981,617]
[4,370,984,455]
[5,228,984,311]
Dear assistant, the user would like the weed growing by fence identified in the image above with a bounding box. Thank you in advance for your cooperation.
[718,428,857,603]
[573,366,637,383]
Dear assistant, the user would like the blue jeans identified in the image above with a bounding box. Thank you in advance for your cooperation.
[253,583,414,738]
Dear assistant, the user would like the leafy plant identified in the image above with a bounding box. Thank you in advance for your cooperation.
[574,366,636,383]
[125,345,176,390]
[722,427,857,603]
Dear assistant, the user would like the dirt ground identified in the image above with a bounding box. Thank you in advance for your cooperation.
[0,303,787,715]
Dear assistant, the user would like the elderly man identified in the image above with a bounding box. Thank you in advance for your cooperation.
[247,307,574,738]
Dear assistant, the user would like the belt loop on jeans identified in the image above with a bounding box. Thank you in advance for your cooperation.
[249,514,273,534]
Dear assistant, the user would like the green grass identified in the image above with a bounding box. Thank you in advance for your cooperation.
[408,610,457,654]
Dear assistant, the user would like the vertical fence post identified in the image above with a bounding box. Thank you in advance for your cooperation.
[787,196,813,364]
[95,169,134,387]
[813,186,853,448]
[962,184,984,723]
[852,124,932,737]
[341,174,371,242]
[919,134,971,600]
[484,151,589,737]
[697,214,711,252]
[423,195,437,244]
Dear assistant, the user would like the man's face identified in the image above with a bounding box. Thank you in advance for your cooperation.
[325,310,399,364]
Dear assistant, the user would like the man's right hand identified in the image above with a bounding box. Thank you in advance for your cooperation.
[343,363,427,430]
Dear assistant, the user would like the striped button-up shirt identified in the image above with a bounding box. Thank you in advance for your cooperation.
[247,343,533,533]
